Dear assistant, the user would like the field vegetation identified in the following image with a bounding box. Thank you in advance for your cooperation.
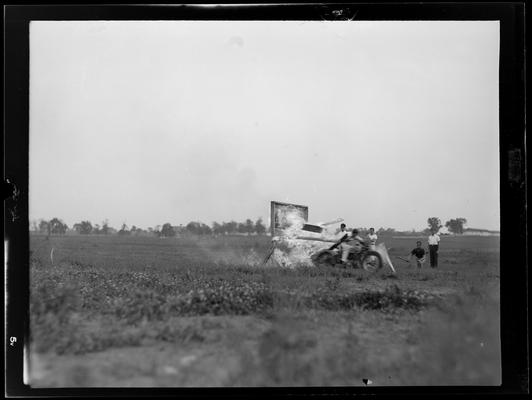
[29,234,500,387]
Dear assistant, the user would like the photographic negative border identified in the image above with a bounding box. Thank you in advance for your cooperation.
[4,3,527,397]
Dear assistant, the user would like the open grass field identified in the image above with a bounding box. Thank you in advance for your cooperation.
[29,233,500,387]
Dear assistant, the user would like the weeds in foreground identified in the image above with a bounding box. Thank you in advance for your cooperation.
[31,263,436,355]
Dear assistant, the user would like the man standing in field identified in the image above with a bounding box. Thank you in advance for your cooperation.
[428,230,441,268]
[409,241,426,268]
[367,227,378,250]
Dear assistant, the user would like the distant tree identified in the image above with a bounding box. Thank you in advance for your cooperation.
[237,222,247,234]
[445,218,467,234]
[427,217,442,232]
[130,225,138,235]
[255,218,266,235]
[118,223,130,235]
[200,223,212,235]
[38,220,49,234]
[223,221,238,235]
[244,219,255,235]
[49,218,68,235]
[221,222,229,234]
[93,224,101,234]
[185,222,211,235]
[101,220,110,235]
[161,223,176,237]
[186,221,199,235]
[74,220,93,234]
[212,221,223,235]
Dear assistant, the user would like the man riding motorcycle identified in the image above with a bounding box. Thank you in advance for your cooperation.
[340,228,366,264]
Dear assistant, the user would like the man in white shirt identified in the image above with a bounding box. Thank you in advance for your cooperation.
[367,227,378,250]
[428,230,441,267]
[336,223,349,240]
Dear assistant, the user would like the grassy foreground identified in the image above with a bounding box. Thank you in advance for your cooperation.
[29,234,500,387]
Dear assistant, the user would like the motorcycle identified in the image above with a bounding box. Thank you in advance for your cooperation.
[310,235,383,272]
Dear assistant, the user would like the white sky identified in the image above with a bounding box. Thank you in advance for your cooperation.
[29,21,500,231]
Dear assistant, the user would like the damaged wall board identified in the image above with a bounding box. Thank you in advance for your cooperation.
[270,201,309,237]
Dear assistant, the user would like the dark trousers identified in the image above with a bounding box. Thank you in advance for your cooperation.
[429,245,439,267]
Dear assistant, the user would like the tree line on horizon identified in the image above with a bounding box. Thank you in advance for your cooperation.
[427,217,468,235]
[30,216,469,236]
[30,218,269,237]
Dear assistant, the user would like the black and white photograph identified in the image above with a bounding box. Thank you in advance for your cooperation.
[4,4,527,394]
